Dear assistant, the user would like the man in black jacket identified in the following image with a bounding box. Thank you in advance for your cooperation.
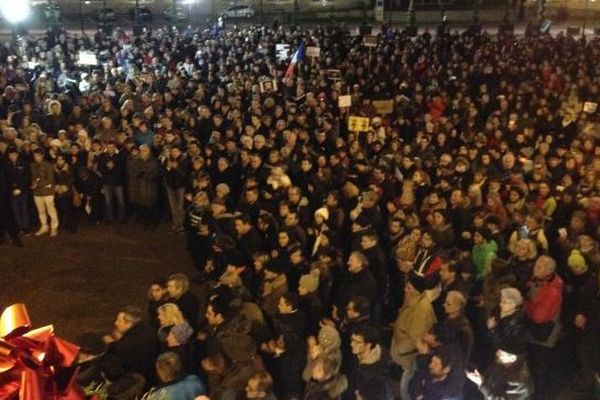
[350,326,394,400]
[4,146,30,233]
[163,145,189,233]
[334,251,377,322]
[167,273,200,330]
[0,156,23,247]
[103,306,158,383]
[97,140,126,223]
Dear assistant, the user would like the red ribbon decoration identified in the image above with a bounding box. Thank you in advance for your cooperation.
[0,304,87,400]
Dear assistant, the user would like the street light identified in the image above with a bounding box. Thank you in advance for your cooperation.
[0,0,31,45]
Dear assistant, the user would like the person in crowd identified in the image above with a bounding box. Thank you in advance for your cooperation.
[349,326,393,400]
[524,255,564,399]
[391,272,437,400]
[2,21,600,400]
[143,352,206,400]
[166,273,200,331]
[466,347,534,400]
[244,372,277,400]
[54,153,77,233]
[31,147,59,236]
[410,346,464,400]
[487,287,528,356]
[97,140,126,224]
[4,146,30,233]
[103,306,158,383]
[302,356,348,400]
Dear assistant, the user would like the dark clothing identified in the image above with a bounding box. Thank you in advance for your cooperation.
[97,151,127,186]
[172,291,200,330]
[349,346,394,400]
[108,323,158,381]
[272,310,308,398]
[479,357,534,400]
[334,268,377,313]
[411,354,464,400]
[488,311,528,355]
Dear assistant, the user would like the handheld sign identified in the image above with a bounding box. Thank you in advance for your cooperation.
[78,51,98,66]
[363,35,378,47]
[348,116,370,132]
[372,99,394,114]
[338,95,352,108]
[276,44,290,61]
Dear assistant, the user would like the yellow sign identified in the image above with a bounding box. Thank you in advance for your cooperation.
[372,99,394,114]
[348,116,370,132]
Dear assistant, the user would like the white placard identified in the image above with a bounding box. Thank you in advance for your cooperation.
[276,44,290,61]
[306,46,321,58]
[583,102,598,113]
[78,51,98,66]
[338,95,351,108]
[363,35,378,47]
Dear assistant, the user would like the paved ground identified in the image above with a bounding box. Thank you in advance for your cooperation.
[0,222,196,342]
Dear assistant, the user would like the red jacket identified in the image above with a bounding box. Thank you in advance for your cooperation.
[524,273,563,324]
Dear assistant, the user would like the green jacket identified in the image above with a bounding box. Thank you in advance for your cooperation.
[472,240,498,280]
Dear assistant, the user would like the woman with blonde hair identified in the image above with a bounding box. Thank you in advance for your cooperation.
[157,304,193,348]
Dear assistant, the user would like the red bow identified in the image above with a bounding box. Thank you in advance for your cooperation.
[0,304,87,400]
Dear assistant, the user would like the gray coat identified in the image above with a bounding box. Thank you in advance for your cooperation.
[128,155,160,207]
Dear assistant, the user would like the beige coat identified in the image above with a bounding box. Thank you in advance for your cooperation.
[390,292,436,369]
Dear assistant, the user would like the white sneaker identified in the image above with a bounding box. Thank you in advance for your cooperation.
[35,227,49,236]
[50,229,58,237]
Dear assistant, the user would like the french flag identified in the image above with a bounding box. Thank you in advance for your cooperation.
[285,42,305,79]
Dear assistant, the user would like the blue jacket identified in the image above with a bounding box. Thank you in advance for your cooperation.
[145,375,206,400]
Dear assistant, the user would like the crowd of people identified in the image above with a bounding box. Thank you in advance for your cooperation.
[1,19,600,400]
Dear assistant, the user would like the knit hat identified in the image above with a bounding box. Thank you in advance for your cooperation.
[314,207,330,221]
[170,323,193,344]
[408,271,429,293]
[299,269,320,293]
[567,249,588,274]
[500,287,523,307]
[318,325,341,352]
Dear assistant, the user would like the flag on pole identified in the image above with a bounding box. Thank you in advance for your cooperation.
[284,42,305,79]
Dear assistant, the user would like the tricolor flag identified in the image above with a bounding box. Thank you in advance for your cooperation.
[284,42,305,79]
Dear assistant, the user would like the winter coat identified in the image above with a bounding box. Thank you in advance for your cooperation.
[143,375,206,400]
[334,268,377,313]
[411,354,464,400]
[391,292,437,369]
[433,315,474,367]
[172,291,200,331]
[479,357,534,400]
[260,274,289,319]
[272,310,308,396]
[31,160,55,196]
[128,155,160,207]
[54,164,74,197]
[163,156,190,189]
[524,273,563,347]
[472,240,498,281]
[5,158,29,191]
[97,151,127,186]
[350,345,394,400]
[488,310,528,355]
[108,323,158,381]
[303,374,348,400]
